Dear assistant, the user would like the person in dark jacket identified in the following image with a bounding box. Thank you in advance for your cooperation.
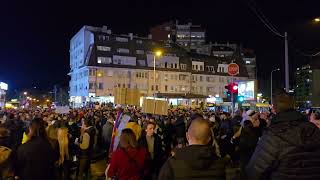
[239,110,262,179]
[158,118,226,180]
[14,118,58,180]
[139,121,164,179]
[246,92,320,180]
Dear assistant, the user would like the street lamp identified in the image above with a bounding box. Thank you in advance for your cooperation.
[23,92,28,95]
[271,68,280,105]
[314,18,320,23]
[153,50,162,95]
[153,50,162,113]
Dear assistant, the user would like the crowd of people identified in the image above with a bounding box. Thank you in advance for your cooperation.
[0,91,320,180]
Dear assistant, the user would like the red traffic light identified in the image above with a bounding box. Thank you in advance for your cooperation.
[232,85,238,91]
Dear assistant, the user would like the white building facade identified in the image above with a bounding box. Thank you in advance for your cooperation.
[69,26,249,107]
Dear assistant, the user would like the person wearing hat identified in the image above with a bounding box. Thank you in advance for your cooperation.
[239,110,261,178]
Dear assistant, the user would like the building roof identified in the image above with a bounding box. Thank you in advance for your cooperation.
[82,29,249,78]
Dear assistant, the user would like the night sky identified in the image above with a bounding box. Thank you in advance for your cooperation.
[0,0,319,96]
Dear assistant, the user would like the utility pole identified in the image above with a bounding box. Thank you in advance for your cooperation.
[285,32,289,92]
[54,85,57,103]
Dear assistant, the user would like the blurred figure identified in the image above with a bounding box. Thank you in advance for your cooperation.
[246,92,320,180]
[107,128,148,180]
[0,126,14,179]
[57,122,71,180]
[158,118,226,180]
[239,110,261,178]
[15,118,58,180]
[77,118,96,180]
[102,115,114,152]
[310,111,320,129]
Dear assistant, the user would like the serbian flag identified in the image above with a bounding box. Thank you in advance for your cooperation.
[109,111,131,156]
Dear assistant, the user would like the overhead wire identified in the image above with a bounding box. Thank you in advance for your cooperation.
[245,0,284,38]
[245,0,320,57]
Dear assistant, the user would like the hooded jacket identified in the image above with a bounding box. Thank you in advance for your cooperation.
[158,145,226,180]
[246,109,320,180]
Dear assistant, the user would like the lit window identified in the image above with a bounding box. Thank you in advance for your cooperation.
[97,57,112,64]
[136,40,143,44]
[309,70,312,73]
[168,34,171,38]
[246,60,251,64]
[117,48,130,54]
[97,46,111,51]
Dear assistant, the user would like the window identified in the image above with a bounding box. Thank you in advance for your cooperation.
[174,63,177,69]
[156,85,158,91]
[116,37,128,42]
[171,63,174,68]
[200,76,203,82]
[122,84,126,88]
[97,46,111,51]
[89,83,94,90]
[165,85,168,91]
[170,86,174,91]
[118,83,121,88]
[136,40,143,44]
[98,83,103,90]
[128,84,131,88]
[89,69,96,76]
[200,65,203,71]
[207,66,215,72]
[107,70,113,77]
[246,60,251,64]
[206,76,210,82]
[167,34,170,38]
[180,64,187,70]
[151,85,154,91]
[136,50,144,54]
[138,60,146,66]
[117,48,130,54]
[196,65,198,70]
[97,57,112,64]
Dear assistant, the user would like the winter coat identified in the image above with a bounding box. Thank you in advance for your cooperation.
[107,147,148,180]
[158,145,226,180]
[14,137,58,180]
[102,121,113,141]
[246,109,320,180]
[239,120,261,173]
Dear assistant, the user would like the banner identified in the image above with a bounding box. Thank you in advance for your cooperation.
[114,88,140,106]
[109,111,131,154]
[142,99,168,115]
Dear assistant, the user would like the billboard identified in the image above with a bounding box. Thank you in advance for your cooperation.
[238,80,255,101]
[0,82,8,90]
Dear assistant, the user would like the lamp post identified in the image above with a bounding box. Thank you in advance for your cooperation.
[271,68,280,105]
[153,50,162,113]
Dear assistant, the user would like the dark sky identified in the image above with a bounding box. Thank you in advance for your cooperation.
[0,0,319,95]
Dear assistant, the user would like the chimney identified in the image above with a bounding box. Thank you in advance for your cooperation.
[129,33,133,40]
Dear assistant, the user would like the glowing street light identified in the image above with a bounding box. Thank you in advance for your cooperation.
[23,92,28,95]
[46,99,50,102]
[314,18,320,23]
[152,50,163,114]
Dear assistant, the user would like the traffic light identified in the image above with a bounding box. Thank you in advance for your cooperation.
[237,95,244,102]
[230,83,238,94]
[225,83,238,102]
